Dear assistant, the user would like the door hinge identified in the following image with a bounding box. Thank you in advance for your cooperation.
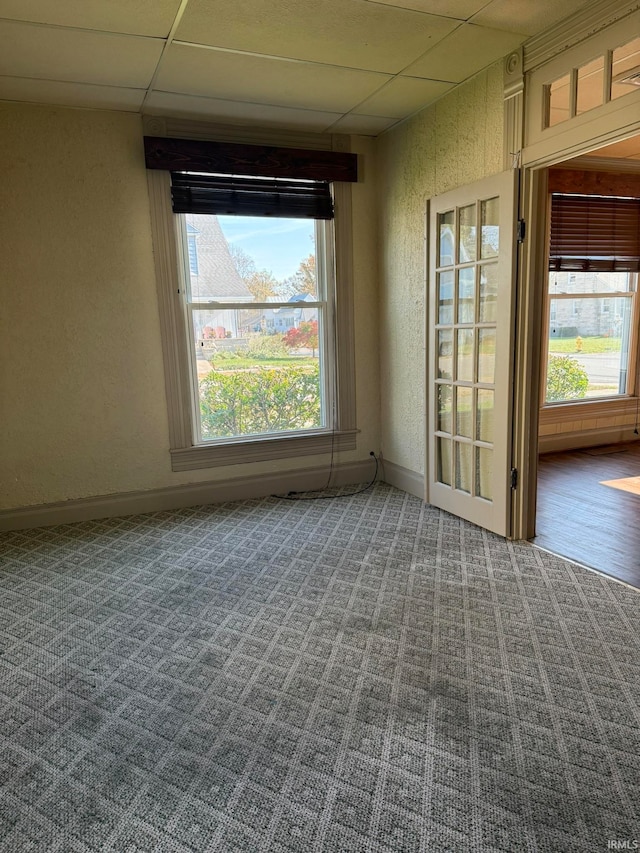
[517,219,526,243]
[510,468,518,489]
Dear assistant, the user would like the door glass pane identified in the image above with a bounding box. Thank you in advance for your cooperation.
[476,389,494,443]
[459,205,477,263]
[457,267,475,323]
[479,264,498,322]
[455,442,472,493]
[437,437,452,486]
[611,38,640,100]
[437,384,452,433]
[548,74,571,126]
[457,329,474,382]
[438,210,455,266]
[438,329,453,378]
[438,270,454,324]
[480,198,499,259]
[456,386,473,437]
[476,447,493,500]
[478,328,496,384]
[576,56,604,114]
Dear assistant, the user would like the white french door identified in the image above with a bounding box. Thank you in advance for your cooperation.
[427,170,518,537]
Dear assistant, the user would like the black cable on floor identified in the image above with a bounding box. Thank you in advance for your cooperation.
[273,452,379,501]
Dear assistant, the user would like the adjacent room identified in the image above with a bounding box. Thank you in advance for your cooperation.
[1,1,639,851]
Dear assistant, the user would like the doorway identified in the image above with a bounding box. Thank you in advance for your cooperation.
[532,137,640,588]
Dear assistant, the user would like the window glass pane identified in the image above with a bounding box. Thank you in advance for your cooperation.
[548,74,571,126]
[478,329,496,384]
[476,389,494,443]
[480,197,499,259]
[611,37,640,101]
[576,56,604,114]
[548,270,634,295]
[546,295,634,401]
[438,329,453,379]
[193,308,323,440]
[456,386,473,438]
[476,447,493,501]
[439,210,455,266]
[184,212,327,442]
[455,442,472,493]
[438,270,454,324]
[457,329,474,382]
[437,384,452,433]
[437,437,452,486]
[457,267,475,323]
[459,205,477,263]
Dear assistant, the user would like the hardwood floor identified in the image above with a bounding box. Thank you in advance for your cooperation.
[534,441,640,589]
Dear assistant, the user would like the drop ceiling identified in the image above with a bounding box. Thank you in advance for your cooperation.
[0,0,598,135]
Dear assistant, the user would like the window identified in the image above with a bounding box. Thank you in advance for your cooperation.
[545,36,640,128]
[144,133,358,470]
[543,189,640,404]
[178,208,331,444]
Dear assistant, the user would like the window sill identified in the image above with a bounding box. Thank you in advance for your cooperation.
[540,396,638,423]
[170,429,359,471]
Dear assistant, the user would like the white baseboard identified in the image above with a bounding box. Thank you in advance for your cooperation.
[380,458,425,500]
[0,459,375,532]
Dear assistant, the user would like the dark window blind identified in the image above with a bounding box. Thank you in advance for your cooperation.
[550,193,640,272]
[171,173,333,219]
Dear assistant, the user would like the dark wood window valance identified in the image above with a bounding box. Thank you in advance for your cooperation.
[144,136,357,183]
[170,172,333,219]
[550,193,640,273]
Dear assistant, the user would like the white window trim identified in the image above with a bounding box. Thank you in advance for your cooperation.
[147,161,357,472]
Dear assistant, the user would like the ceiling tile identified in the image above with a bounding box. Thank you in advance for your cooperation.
[327,113,399,135]
[404,23,526,82]
[470,0,594,36]
[364,0,487,19]
[174,0,459,74]
[145,92,342,132]
[155,44,391,113]
[0,22,163,88]
[354,76,454,117]
[0,0,182,38]
[0,76,145,111]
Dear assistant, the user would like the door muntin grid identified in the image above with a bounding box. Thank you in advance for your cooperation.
[435,197,499,501]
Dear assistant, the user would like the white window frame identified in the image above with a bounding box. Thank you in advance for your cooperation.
[146,141,357,472]
[177,213,335,447]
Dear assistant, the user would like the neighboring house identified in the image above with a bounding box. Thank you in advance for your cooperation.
[264,293,317,333]
[186,214,253,341]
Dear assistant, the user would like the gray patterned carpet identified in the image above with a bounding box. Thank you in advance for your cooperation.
[0,483,638,853]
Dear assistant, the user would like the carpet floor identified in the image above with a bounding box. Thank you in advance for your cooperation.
[0,483,638,852]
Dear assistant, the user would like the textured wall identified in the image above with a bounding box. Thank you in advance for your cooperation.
[0,105,379,509]
[376,64,504,477]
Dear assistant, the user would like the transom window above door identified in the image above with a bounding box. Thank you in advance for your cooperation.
[546,36,640,127]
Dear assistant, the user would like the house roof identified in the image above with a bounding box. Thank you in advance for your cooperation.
[187,214,253,302]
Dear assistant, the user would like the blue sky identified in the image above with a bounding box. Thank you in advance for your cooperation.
[218,216,315,282]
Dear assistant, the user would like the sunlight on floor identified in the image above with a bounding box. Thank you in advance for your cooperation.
[599,476,640,495]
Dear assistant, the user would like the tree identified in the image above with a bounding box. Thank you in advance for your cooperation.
[282,320,319,355]
[245,270,280,302]
[228,244,257,280]
[284,254,316,296]
[546,355,589,402]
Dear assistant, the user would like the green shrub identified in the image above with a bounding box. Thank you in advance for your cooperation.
[199,364,321,438]
[245,334,290,360]
[546,355,589,402]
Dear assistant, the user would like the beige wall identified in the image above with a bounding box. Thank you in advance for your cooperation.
[0,103,380,510]
[376,64,504,478]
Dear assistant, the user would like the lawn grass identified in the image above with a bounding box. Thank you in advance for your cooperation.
[548,335,622,354]
[207,354,317,370]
